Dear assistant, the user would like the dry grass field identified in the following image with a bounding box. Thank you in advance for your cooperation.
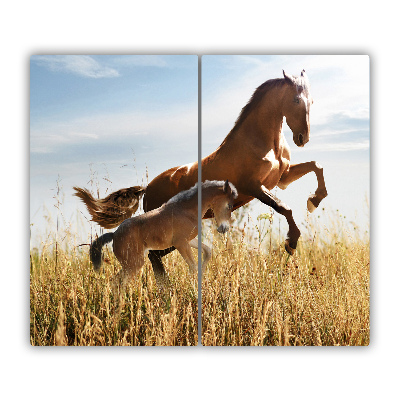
[30,201,369,346]
[30,241,198,346]
[201,207,370,346]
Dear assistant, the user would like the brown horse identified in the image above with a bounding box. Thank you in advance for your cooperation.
[90,180,237,285]
[75,70,327,279]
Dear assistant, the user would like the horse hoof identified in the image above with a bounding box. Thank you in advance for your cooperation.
[285,240,296,255]
[307,197,316,213]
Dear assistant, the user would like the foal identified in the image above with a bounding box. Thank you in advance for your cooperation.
[90,180,238,285]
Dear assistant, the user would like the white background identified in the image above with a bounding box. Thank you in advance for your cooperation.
[2,1,396,398]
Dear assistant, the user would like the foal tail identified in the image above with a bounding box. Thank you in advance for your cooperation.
[90,232,114,271]
[73,185,146,229]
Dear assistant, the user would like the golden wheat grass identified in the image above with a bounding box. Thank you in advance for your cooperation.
[31,200,368,347]
[30,239,198,346]
[201,211,369,346]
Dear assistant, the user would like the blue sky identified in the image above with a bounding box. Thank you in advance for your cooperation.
[202,55,369,241]
[30,55,198,244]
[30,54,369,246]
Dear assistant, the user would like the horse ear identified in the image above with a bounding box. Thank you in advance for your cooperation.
[283,70,295,85]
[223,180,231,194]
[301,69,306,77]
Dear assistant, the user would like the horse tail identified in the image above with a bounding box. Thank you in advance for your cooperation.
[90,232,114,271]
[73,185,146,229]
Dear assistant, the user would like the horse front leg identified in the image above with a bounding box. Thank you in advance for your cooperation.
[189,238,211,270]
[175,242,198,274]
[278,161,328,212]
[254,185,300,255]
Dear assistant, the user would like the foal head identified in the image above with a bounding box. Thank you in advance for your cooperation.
[282,69,313,147]
[211,180,238,234]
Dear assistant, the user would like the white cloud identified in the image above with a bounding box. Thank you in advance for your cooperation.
[68,132,99,140]
[30,106,197,154]
[291,139,370,153]
[32,55,120,78]
[31,55,172,80]
[312,128,364,138]
[109,55,168,68]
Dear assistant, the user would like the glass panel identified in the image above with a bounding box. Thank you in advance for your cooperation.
[201,55,369,346]
[30,55,199,346]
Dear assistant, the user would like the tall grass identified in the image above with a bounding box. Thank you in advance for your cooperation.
[201,207,369,346]
[30,176,369,346]
[30,242,198,346]
[31,171,198,346]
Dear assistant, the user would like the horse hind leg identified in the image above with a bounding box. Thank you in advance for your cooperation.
[114,255,145,291]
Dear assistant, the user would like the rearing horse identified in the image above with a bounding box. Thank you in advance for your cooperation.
[74,70,328,280]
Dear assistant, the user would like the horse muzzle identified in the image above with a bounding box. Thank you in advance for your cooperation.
[295,132,309,147]
[217,222,229,234]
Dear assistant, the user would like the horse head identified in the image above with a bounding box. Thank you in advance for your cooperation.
[282,69,313,147]
[212,180,238,234]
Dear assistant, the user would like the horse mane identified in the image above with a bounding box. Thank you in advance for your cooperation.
[166,183,199,205]
[231,73,310,134]
[201,180,237,198]
[233,78,285,132]
[166,180,238,205]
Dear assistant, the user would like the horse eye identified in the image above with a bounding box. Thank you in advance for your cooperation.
[227,204,232,210]
[294,96,300,104]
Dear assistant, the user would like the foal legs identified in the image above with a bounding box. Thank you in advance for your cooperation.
[255,185,300,255]
[175,241,198,274]
[114,255,144,289]
[189,238,211,270]
[278,161,328,212]
[148,248,174,285]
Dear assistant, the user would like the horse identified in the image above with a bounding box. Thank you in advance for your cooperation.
[89,180,237,285]
[74,70,327,280]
